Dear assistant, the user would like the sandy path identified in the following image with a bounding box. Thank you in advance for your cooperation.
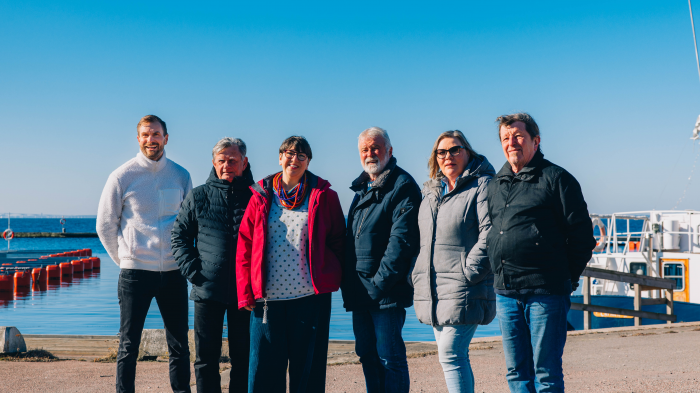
[2,324,699,392]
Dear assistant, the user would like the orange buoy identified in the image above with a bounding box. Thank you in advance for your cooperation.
[82,258,93,270]
[91,257,101,269]
[0,275,12,292]
[60,262,73,276]
[14,271,31,288]
[28,259,37,262]
[71,260,84,273]
[31,267,46,283]
[86,249,92,256]
[1,263,12,266]
[46,265,60,279]
[16,261,26,264]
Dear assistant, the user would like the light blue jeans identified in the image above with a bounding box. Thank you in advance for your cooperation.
[433,324,479,393]
[497,294,571,393]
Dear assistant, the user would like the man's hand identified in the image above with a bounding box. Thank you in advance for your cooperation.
[244,305,255,311]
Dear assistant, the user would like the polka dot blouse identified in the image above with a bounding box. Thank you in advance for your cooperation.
[260,194,315,301]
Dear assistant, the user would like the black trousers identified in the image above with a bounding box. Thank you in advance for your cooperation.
[194,300,251,393]
[116,269,191,393]
[248,293,332,393]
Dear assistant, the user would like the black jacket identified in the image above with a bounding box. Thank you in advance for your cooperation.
[486,150,595,291]
[171,165,254,304]
[341,157,421,311]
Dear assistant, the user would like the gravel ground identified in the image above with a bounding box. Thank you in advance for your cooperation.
[2,324,699,392]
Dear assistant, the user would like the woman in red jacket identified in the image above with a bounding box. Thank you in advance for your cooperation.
[236,135,346,393]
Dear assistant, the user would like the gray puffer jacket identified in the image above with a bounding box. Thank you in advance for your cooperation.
[412,155,497,326]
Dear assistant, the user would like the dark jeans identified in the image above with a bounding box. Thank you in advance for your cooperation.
[116,269,191,393]
[194,300,250,393]
[248,293,332,393]
[352,307,410,393]
[497,293,571,393]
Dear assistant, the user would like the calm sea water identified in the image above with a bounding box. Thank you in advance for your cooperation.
[0,218,502,340]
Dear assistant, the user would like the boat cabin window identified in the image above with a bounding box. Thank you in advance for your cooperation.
[663,263,685,291]
[630,262,647,276]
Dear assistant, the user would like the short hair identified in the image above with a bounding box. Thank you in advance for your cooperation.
[137,115,167,135]
[428,130,480,179]
[358,127,392,150]
[279,135,312,160]
[212,137,247,158]
[495,112,540,141]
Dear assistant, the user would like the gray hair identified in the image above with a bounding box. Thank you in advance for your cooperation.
[212,137,247,158]
[358,127,392,149]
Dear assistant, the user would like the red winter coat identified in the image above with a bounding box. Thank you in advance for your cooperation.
[236,171,346,309]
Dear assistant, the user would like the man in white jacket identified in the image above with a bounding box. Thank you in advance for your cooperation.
[97,115,193,393]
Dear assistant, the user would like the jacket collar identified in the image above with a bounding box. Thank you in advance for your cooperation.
[252,170,326,199]
[495,149,544,182]
[423,155,496,198]
[350,156,397,193]
[206,164,254,190]
[135,150,168,172]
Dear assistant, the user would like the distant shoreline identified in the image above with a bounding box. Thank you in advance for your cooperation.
[14,232,98,238]
[0,215,97,219]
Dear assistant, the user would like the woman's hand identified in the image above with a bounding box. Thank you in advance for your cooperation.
[244,305,255,311]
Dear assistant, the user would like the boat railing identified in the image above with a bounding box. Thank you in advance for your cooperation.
[572,267,677,330]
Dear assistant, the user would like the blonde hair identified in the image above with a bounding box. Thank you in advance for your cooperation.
[428,130,479,179]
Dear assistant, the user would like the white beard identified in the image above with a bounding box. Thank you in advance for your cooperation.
[362,155,389,176]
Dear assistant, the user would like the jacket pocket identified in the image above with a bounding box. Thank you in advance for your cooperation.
[461,251,470,282]
[356,258,379,276]
[159,189,183,217]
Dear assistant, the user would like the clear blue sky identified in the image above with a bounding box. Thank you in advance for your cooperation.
[2,0,700,216]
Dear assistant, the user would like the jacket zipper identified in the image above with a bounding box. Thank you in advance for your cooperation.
[498,177,515,286]
[355,192,371,238]
[262,298,268,324]
[226,186,232,304]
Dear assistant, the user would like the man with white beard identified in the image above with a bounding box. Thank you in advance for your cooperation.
[341,127,421,393]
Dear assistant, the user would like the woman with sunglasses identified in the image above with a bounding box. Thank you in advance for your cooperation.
[236,135,345,393]
[411,130,497,393]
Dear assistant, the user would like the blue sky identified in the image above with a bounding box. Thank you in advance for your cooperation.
[2,1,700,215]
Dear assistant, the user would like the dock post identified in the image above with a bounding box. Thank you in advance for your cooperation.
[666,289,674,325]
[634,283,641,326]
[583,276,591,330]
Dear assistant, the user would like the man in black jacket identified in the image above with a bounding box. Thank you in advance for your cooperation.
[171,137,254,393]
[342,127,421,393]
[486,113,595,393]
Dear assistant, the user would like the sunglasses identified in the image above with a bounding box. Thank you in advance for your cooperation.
[435,146,465,159]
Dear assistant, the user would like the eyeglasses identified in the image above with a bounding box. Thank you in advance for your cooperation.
[284,150,308,161]
[435,146,465,159]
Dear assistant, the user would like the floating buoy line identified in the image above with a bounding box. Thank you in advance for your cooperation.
[0,249,99,294]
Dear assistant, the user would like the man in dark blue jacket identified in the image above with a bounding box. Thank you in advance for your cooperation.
[342,127,421,393]
[487,113,595,392]
[171,137,254,393]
